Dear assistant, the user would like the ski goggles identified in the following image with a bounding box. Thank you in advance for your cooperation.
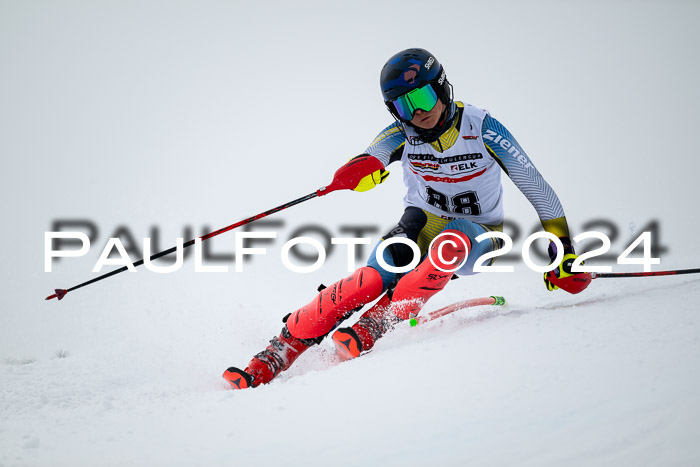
[388,83,439,122]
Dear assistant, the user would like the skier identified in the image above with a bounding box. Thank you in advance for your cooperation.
[223,48,591,390]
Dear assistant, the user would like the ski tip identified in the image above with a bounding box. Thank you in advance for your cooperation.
[45,289,68,301]
[490,296,506,306]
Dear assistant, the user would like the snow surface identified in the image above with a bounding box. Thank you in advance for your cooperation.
[2,1,700,466]
[2,268,700,467]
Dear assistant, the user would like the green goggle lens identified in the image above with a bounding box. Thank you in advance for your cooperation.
[390,84,438,121]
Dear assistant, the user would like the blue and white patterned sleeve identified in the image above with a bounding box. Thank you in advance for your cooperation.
[363,122,406,167]
[482,114,569,236]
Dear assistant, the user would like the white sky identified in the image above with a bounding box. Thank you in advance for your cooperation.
[1,0,699,356]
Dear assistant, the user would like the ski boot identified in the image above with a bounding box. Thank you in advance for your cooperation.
[223,324,316,389]
[332,292,395,361]
[223,266,384,389]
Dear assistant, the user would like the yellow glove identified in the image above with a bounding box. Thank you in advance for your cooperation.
[543,240,592,294]
[320,155,387,196]
[544,253,579,291]
[353,168,390,192]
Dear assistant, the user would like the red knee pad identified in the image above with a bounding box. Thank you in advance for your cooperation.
[286,266,384,340]
[390,229,471,321]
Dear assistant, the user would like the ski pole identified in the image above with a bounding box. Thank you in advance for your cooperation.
[45,192,319,301]
[591,268,700,279]
[409,296,506,327]
[45,156,384,302]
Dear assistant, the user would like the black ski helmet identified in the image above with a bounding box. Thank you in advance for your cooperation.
[380,48,454,141]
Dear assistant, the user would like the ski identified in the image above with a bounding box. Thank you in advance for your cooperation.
[409,295,506,327]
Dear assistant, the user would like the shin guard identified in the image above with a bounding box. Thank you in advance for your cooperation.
[332,230,471,360]
[286,266,384,340]
[390,229,471,321]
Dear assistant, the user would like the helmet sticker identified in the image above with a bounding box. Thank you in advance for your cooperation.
[403,64,421,84]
